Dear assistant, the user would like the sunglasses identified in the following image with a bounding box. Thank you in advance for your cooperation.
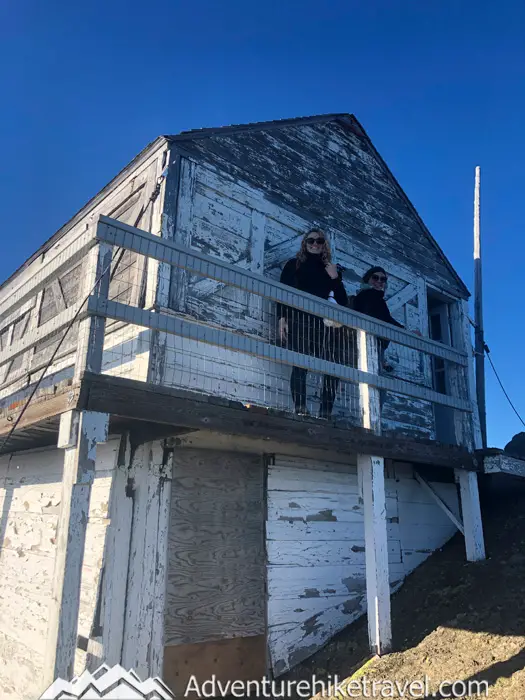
[306,237,325,245]
[371,274,387,282]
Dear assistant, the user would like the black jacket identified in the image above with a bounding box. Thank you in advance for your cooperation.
[277,254,348,320]
[353,288,404,328]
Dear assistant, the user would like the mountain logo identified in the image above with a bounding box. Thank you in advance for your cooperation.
[39,663,174,699]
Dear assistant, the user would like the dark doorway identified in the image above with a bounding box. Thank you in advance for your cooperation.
[427,293,456,444]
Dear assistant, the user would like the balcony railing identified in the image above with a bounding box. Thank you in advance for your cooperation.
[0,216,476,448]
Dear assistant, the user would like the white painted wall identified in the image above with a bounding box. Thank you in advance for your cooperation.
[0,447,63,699]
[266,456,460,675]
[0,439,121,699]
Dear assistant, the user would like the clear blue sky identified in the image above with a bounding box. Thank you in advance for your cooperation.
[1,1,524,448]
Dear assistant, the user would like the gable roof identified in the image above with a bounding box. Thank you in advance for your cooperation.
[3,113,468,298]
[166,112,469,297]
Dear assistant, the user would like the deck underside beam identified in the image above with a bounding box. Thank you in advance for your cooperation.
[77,372,478,471]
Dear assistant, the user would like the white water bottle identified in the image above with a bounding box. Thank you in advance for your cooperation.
[323,292,342,328]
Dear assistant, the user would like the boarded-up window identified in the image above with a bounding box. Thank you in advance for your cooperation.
[39,283,61,326]
[0,327,9,351]
[4,312,31,379]
[32,323,78,367]
[106,188,149,308]
[59,263,82,307]
[38,263,83,327]
[109,249,136,305]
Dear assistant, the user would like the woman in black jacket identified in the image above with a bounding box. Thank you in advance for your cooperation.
[278,228,348,418]
[353,265,407,371]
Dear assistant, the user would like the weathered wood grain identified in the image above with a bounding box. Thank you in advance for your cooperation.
[267,520,397,543]
[267,492,398,523]
[269,592,364,626]
[267,539,401,568]
[0,446,65,697]
[174,431,359,466]
[483,453,525,476]
[121,441,167,678]
[266,454,462,673]
[169,159,196,311]
[165,448,265,647]
[269,597,366,677]
[79,371,478,469]
[267,565,367,600]
[358,330,381,434]
[0,142,164,413]
[456,469,485,562]
[267,457,370,674]
[98,435,133,669]
[175,122,466,297]
[153,157,450,441]
[358,455,392,655]
[44,410,109,687]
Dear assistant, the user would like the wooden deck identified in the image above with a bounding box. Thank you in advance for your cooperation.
[0,370,478,469]
[0,216,481,467]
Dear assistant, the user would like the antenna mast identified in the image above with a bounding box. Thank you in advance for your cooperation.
[474,166,487,448]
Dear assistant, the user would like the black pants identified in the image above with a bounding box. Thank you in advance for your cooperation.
[287,313,347,416]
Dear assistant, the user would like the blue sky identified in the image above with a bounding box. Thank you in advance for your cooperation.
[1,0,524,448]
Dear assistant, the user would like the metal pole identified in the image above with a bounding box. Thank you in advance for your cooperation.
[473,166,487,448]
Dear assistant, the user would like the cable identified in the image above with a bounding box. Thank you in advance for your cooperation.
[484,345,525,429]
[468,315,525,429]
[0,172,166,454]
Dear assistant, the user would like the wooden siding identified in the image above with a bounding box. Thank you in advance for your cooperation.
[163,162,331,415]
[266,456,459,675]
[0,448,63,699]
[162,159,438,437]
[73,438,121,677]
[0,144,167,406]
[0,440,123,697]
[174,120,465,299]
[164,448,266,647]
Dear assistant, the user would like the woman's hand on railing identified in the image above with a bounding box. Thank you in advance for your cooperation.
[278,318,288,344]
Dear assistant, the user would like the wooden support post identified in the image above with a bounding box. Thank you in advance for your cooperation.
[358,454,392,656]
[73,242,112,382]
[44,238,112,685]
[44,409,109,686]
[357,331,390,654]
[455,469,486,562]
[357,330,381,434]
[88,433,134,670]
[121,440,172,678]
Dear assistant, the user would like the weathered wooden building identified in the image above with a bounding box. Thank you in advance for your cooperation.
[0,114,494,698]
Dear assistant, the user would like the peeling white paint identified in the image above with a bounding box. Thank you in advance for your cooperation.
[266,456,460,675]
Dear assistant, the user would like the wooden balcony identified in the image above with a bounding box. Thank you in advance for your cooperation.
[0,216,480,469]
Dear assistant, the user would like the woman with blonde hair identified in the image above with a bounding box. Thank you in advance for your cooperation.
[277,228,348,418]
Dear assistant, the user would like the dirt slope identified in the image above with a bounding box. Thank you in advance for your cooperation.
[279,473,525,699]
